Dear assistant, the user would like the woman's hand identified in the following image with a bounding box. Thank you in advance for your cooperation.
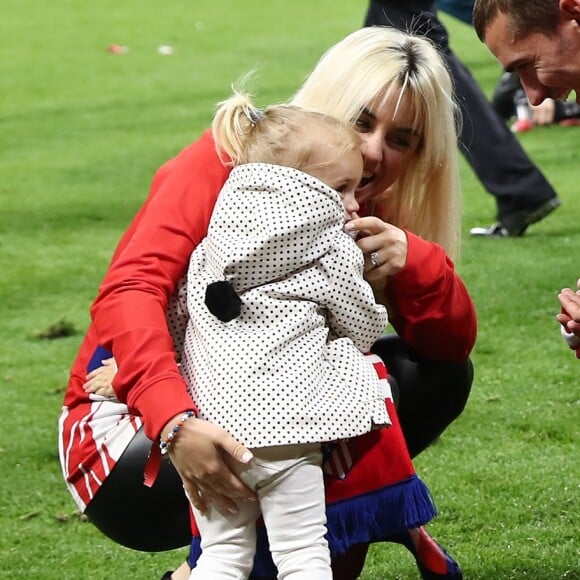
[83,357,117,398]
[163,416,256,515]
[345,216,408,281]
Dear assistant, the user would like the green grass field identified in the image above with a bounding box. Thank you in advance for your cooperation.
[1,1,578,578]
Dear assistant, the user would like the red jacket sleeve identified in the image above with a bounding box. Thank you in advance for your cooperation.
[384,230,477,361]
[90,130,230,440]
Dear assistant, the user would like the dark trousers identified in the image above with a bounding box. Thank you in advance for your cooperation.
[364,0,558,221]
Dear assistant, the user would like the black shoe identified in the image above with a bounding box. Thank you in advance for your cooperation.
[160,572,173,580]
[469,222,510,237]
[470,197,560,237]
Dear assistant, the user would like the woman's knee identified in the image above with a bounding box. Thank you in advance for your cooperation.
[371,334,474,455]
[444,357,474,417]
[85,426,191,551]
[371,334,474,413]
[420,356,474,423]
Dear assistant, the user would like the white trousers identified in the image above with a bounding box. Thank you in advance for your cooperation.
[189,443,331,580]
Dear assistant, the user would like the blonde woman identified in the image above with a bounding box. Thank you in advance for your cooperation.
[60,26,475,579]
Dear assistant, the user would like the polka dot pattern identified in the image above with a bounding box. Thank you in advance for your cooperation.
[166,275,188,361]
[181,163,390,447]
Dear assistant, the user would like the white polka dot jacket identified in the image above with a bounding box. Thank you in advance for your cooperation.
[178,163,391,448]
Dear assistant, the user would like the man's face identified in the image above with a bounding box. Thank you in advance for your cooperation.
[484,10,580,105]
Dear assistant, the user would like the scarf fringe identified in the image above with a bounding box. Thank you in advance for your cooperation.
[326,474,437,556]
[189,474,436,576]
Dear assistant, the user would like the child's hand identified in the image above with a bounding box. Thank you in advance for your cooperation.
[557,279,580,336]
[84,357,118,398]
[556,279,580,358]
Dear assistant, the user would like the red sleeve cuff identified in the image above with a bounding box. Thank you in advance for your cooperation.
[136,379,198,441]
[389,230,443,293]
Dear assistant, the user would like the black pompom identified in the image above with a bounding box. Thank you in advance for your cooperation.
[204,281,242,322]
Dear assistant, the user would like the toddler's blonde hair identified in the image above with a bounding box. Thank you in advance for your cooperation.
[212,90,361,175]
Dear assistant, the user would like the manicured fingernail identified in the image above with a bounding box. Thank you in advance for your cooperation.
[241,451,253,463]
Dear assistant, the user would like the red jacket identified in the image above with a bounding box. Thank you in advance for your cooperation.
[65,130,477,442]
[386,230,477,361]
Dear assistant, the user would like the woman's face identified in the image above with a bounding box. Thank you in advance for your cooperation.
[354,89,422,206]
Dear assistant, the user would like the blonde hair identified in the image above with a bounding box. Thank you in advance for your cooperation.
[292,26,462,259]
[212,91,361,176]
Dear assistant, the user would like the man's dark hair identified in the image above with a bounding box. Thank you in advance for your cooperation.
[473,0,561,41]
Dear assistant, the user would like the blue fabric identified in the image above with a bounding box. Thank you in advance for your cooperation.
[87,345,113,372]
[437,0,474,24]
[188,475,437,577]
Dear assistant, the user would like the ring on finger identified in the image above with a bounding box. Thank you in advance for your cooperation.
[370,251,381,268]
